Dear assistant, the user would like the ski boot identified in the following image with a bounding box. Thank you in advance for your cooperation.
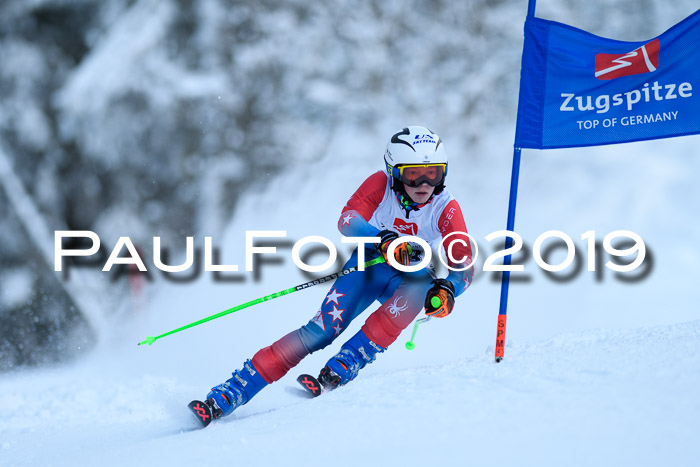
[204,359,268,418]
[319,329,385,390]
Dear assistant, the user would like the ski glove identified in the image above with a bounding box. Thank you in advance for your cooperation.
[376,229,411,267]
[424,279,455,318]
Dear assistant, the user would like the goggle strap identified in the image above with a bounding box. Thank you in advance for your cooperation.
[386,163,401,180]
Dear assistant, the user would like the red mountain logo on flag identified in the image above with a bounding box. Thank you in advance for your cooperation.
[595,38,660,80]
[393,219,418,235]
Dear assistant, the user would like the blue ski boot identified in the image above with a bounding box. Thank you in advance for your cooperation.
[206,359,268,418]
[318,330,385,390]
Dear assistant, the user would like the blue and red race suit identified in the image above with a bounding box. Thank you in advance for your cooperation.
[250,171,473,384]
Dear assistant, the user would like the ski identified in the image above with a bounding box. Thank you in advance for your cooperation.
[296,374,324,397]
[187,376,325,429]
[187,400,214,428]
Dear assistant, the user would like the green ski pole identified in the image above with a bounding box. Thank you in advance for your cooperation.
[138,256,386,346]
[405,297,438,350]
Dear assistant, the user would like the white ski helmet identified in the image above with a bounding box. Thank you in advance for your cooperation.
[384,126,448,193]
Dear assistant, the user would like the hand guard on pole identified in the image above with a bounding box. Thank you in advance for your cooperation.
[424,279,455,318]
[376,229,411,268]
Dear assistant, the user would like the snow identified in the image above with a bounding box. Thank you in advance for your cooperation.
[0,269,33,308]
[0,147,110,339]
[1,320,698,466]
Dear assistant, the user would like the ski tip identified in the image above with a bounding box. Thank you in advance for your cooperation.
[138,336,157,346]
[187,400,213,428]
[296,374,323,398]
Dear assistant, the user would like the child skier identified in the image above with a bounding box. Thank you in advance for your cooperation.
[200,125,473,420]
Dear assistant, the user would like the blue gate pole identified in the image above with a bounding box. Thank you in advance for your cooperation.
[527,0,537,17]
[494,147,522,362]
[494,0,537,363]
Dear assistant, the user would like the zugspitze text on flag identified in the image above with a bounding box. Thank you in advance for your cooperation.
[514,10,700,149]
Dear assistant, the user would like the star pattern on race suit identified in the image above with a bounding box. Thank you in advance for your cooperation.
[327,304,345,323]
[332,322,343,336]
[311,309,325,331]
[325,288,346,306]
[342,213,354,225]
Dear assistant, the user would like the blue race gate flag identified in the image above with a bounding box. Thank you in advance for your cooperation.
[515,9,700,149]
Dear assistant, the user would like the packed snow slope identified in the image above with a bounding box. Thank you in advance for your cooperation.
[1,319,699,466]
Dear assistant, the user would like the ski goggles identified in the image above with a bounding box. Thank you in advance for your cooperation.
[388,163,446,187]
